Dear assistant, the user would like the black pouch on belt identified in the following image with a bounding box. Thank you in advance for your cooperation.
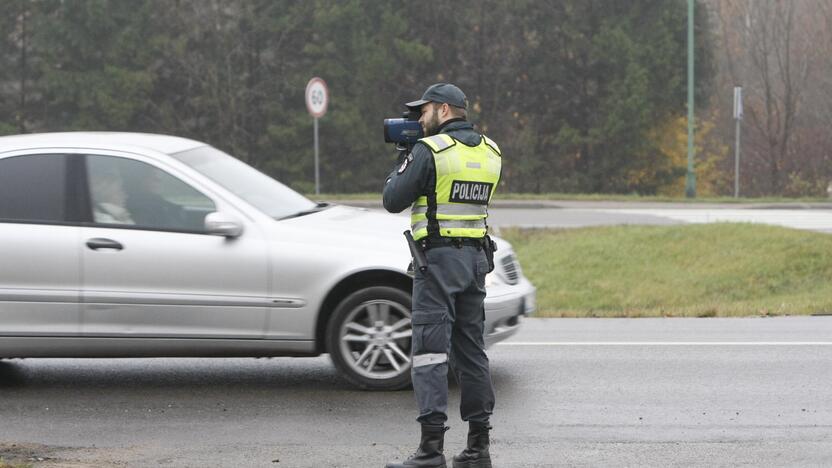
[484,235,497,273]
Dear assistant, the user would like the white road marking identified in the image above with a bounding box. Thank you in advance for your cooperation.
[498,341,832,346]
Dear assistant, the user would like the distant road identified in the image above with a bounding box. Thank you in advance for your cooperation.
[343,200,832,233]
[487,207,832,233]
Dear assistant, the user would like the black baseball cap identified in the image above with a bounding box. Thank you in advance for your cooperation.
[406,83,468,110]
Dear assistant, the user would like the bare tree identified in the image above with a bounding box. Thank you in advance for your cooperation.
[711,0,818,195]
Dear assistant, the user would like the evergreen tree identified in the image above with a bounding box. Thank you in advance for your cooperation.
[0,0,716,195]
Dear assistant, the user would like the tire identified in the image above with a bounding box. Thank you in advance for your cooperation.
[326,286,413,391]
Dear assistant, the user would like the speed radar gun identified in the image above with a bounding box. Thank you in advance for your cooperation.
[384,108,423,155]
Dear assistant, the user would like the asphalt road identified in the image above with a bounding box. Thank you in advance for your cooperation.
[2,317,832,467]
[349,200,832,233]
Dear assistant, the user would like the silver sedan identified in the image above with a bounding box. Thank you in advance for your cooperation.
[0,132,536,390]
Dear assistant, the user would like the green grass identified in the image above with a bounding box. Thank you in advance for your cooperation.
[306,192,831,204]
[501,224,832,317]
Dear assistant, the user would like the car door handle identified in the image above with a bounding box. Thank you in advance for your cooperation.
[86,238,124,251]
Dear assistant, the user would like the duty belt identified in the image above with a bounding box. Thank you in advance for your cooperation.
[420,237,486,251]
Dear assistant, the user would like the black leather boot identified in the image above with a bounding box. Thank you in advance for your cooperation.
[452,422,492,468]
[385,424,449,468]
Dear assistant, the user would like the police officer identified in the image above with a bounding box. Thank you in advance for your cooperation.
[383,83,501,468]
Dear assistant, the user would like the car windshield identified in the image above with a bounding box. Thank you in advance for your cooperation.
[171,145,317,219]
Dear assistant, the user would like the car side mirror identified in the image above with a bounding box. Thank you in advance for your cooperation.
[204,212,244,238]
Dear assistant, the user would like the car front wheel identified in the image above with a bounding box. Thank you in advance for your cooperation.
[326,286,413,390]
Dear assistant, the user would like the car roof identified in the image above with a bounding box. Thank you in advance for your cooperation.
[0,132,206,155]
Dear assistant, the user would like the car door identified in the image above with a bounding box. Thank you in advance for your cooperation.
[0,153,81,336]
[79,153,269,339]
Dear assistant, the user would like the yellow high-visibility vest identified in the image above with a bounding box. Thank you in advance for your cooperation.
[411,133,501,240]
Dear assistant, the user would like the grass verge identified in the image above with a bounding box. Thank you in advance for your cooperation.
[500,224,832,317]
[0,460,32,468]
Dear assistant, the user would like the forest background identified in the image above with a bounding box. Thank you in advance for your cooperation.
[2,0,831,197]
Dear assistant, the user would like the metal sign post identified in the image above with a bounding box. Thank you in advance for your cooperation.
[314,117,319,195]
[685,0,696,198]
[733,86,743,198]
[305,77,328,195]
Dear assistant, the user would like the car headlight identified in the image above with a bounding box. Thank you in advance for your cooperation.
[495,252,521,285]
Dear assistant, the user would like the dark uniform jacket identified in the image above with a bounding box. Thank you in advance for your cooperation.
[382,119,483,215]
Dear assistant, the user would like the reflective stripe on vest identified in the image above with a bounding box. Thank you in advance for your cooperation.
[412,219,490,235]
[421,134,456,153]
[411,133,502,241]
[482,135,501,156]
[411,204,487,218]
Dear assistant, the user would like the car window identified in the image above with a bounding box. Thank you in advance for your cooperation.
[0,154,67,223]
[86,155,216,232]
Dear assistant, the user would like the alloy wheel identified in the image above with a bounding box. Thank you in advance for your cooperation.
[338,299,412,380]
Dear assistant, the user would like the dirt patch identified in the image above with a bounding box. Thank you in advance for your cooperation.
[0,442,126,468]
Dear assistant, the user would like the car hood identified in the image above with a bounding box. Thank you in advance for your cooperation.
[275,204,411,252]
[274,204,513,255]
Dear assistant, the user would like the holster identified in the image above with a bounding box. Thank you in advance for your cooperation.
[484,235,497,273]
[404,230,428,273]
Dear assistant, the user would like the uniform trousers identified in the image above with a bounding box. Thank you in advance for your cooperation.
[410,243,496,426]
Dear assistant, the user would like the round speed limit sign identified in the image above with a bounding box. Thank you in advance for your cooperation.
[305,77,328,118]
